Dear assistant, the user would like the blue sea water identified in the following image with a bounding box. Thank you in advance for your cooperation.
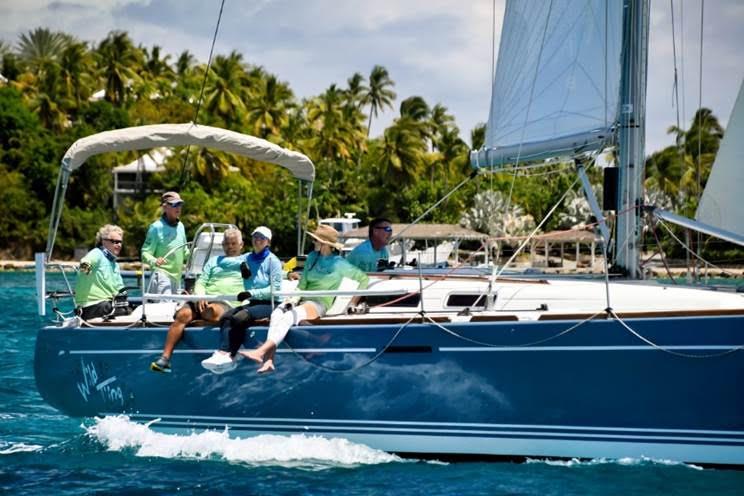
[2,271,744,495]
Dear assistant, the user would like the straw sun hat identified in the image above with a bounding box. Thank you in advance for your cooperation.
[307,225,344,250]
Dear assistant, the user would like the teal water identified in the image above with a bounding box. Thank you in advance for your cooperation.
[2,271,743,495]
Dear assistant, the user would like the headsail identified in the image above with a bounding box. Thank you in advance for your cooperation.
[471,0,623,169]
[695,79,744,242]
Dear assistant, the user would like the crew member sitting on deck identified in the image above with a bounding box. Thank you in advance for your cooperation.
[201,226,283,374]
[347,217,392,272]
[242,224,369,374]
[150,228,245,373]
[74,224,126,321]
[141,191,188,294]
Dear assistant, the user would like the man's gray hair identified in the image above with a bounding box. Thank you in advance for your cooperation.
[223,228,243,243]
[95,224,124,245]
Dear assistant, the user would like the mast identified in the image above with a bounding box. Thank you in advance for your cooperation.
[614,0,650,278]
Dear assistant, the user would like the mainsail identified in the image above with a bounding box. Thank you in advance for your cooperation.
[695,79,744,242]
[471,0,623,168]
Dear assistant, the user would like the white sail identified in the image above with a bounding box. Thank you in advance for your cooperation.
[471,0,623,168]
[696,79,744,240]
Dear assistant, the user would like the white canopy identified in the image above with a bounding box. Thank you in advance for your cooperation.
[62,123,315,181]
[46,123,315,257]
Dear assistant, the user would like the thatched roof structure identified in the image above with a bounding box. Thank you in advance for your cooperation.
[339,223,488,241]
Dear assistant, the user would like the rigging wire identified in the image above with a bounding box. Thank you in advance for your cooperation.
[656,219,740,278]
[695,0,705,280]
[177,0,227,189]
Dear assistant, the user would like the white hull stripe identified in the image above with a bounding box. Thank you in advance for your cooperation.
[67,345,736,355]
[116,413,744,437]
[68,348,376,354]
[144,428,744,465]
[142,420,744,444]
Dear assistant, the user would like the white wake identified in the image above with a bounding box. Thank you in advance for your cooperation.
[85,415,403,469]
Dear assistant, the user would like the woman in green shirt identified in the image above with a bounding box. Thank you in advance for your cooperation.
[243,224,368,373]
[74,224,125,320]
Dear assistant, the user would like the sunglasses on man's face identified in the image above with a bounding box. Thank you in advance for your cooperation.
[104,239,123,245]
[375,226,393,233]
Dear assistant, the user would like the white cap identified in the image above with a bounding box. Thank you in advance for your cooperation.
[251,226,272,241]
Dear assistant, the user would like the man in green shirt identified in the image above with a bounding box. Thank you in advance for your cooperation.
[150,228,246,373]
[141,191,188,294]
[75,224,125,320]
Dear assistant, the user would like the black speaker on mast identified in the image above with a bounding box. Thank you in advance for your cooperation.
[603,167,619,211]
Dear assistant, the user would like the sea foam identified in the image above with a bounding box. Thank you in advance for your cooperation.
[0,442,44,455]
[85,415,403,468]
[526,456,703,470]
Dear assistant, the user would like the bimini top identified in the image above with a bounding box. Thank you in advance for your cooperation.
[61,123,315,181]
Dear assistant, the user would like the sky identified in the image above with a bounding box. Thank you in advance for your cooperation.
[1,0,742,154]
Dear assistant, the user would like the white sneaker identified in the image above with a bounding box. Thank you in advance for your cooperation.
[201,351,239,374]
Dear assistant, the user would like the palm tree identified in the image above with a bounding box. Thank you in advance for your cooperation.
[190,147,233,186]
[16,27,70,75]
[375,118,426,185]
[344,72,367,110]
[59,41,94,112]
[204,51,249,127]
[96,31,143,106]
[645,108,724,212]
[361,65,396,137]
[245,74,294,139]
[429,103,456,150]
[305,84,359,161]
[176,50,195,77]
[32,61,66,130]
[471,123,486,150]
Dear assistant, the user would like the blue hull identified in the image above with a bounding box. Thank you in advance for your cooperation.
[34,315,744,465]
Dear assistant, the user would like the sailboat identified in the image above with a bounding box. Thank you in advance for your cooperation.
[34,0,743,466]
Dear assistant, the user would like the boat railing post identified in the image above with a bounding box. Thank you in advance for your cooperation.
[417,251,425,316]
[35,252,46,317]
[140,261,147,324]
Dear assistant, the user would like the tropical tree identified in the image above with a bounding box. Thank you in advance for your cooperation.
[175,50,195,77]
[344,72,367,110]
[375,117,426,185]
[96,31,143,106]
[58,41,94,113]
[245,74,294,139]
[204,51,249,127]
[645,108,723,214]
[470,123,486,150]
[305,84,363,161]
[461,190,536,261]
[16,27,70,75]
[361,65,396,137]
[429,103,456,150]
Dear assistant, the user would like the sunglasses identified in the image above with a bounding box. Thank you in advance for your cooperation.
[252,234,268,241]
[104,239,123,245]
[166,201,184,207]
[374,226,393,233]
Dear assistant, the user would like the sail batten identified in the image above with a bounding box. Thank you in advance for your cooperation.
[472,0,623,169]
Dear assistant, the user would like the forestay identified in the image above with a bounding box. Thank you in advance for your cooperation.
[471,0,623,169]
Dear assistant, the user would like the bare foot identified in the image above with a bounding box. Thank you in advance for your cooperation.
[239,350,264,365]
[257,359,275,374]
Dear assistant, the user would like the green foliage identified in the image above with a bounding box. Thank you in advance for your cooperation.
[0,165,45,258]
